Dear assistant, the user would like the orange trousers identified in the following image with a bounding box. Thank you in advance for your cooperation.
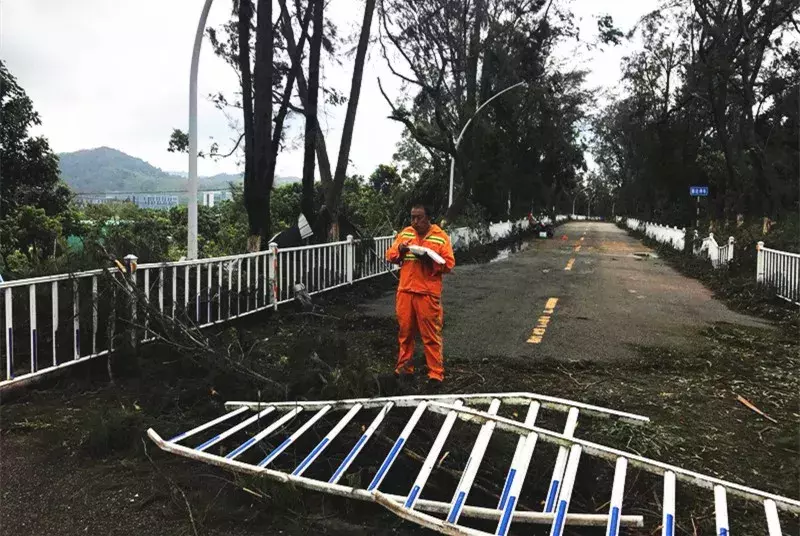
[395,291,444,381]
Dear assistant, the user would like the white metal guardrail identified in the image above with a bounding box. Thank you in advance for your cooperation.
[624,218,735,269]
[626,219,800,305]
[625,218,687,251]
[757,242,800,305]
[0,235,395,389]
[449,218,530,251]
[568,215,602,221]
[0,219,536,389]
[696,232,735,269]
[148,392,799,536]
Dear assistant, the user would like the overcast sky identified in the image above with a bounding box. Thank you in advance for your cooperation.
[2,0,657,178]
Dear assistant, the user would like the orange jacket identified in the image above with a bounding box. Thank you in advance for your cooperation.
[386,224,456,297]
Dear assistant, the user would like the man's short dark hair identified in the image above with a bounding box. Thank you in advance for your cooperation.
[411,204,432,217]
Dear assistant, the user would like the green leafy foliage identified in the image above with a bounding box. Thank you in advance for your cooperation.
[596,14,624,46]
[379,0,587,222]
[0,60,74,276]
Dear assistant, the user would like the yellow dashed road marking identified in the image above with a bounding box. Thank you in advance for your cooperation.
[565,258,575,271]
[527,297,558,344]
[574,244,582,252]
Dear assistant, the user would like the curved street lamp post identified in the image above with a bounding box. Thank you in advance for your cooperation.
[448,81,526,208]
[187,0,215,260]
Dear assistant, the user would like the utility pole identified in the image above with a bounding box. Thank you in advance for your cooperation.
[695,195,700,230]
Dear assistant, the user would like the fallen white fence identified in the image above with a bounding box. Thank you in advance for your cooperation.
[757,242,800,305]
[149,392,800,535]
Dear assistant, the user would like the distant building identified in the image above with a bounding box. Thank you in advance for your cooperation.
[135,194,179,209]
[75,193,178,209]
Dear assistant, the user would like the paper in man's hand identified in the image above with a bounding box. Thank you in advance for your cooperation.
[408,245,446,265]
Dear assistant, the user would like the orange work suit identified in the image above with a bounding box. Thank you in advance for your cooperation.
[385,224,456,381]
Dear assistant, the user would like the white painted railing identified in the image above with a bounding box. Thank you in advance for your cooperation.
[449,218,530,251]
[569,214,603,221]
[625,218,686,251]
[757,242,800,305]
[624,218,734,268]
[626,219,800,305]
[0,235,394,388]
[0,220,532,389]
[696,233,734,269]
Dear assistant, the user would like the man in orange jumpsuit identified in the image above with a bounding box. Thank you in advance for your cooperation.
[386,204,456,387]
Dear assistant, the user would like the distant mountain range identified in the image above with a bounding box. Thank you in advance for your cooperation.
[58,147,299,194]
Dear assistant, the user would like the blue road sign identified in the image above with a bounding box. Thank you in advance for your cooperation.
[689,186,708,197]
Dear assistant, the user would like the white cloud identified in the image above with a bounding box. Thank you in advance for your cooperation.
[1,0,655,180]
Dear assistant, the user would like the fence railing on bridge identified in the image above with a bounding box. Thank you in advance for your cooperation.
[624,218,799,305]
[0,218,537,389]
[624,218,734,268]
[0,235,398,389]
[625,218,687,251]
[695,233,735,269]
[757,242,800,305]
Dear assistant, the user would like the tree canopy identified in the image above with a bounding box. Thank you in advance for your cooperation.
[592,0,799,226]
[0,60,73,272]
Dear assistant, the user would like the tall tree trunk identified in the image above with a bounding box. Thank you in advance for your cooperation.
[708,75,737,221]
[735,0,772,217]
[325,0,377,238]
[464,0,485,118]
[251,0,274,250]
[238,0,257,250]
[277,0,334,186]
[302,0,323,224]
[272,4,313,177]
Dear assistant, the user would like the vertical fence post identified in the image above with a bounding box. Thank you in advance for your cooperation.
[346,235,355,285]
[51,281,58,367]
[756,241,765,283]
[269,243,279,310]
[5,288,12,379]
[73,279,80,359]
[707,233,717,267]
[29,284,37,373]
[727,236,734,263]
[123,254,138,350]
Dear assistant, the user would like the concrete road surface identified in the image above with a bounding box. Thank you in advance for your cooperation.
[362,222,768,363]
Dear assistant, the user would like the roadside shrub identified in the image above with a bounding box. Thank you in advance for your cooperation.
[83,405,145,458]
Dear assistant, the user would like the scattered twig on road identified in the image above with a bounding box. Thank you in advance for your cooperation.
[756,426,774,442]
[142,439,200,536]
[450,368,486,384]
[289,311,342,321]
[557,366,584,387]
[735,394,778,423]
